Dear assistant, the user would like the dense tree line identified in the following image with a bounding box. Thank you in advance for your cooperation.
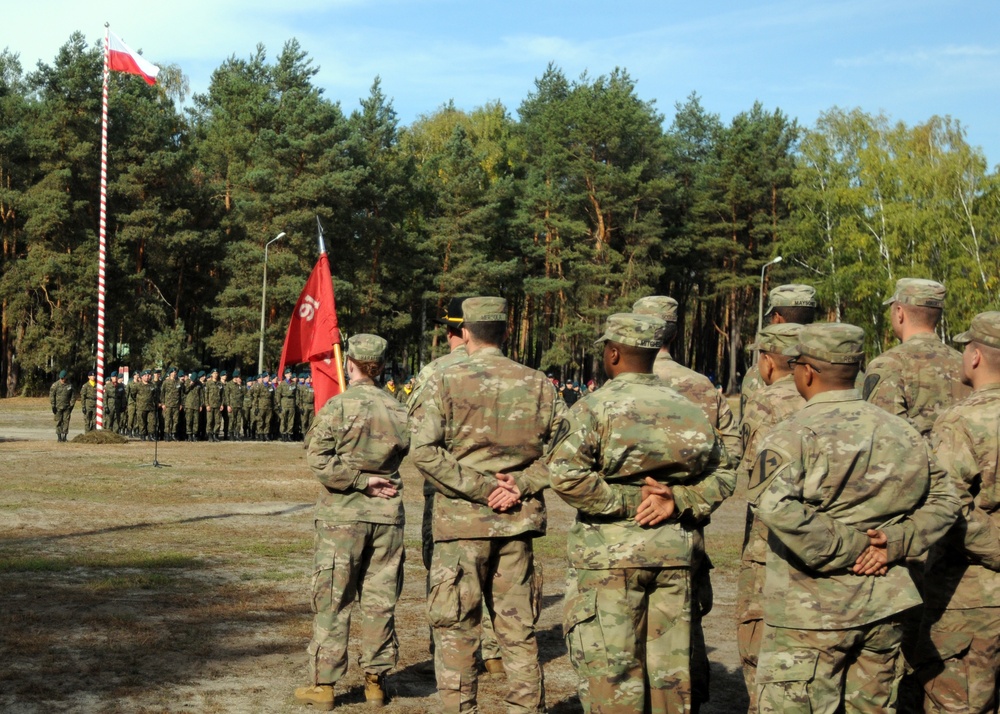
[1,34,998,396]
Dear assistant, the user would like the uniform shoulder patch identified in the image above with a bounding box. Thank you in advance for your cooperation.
[749,448,782,490]
[862,373,881,400]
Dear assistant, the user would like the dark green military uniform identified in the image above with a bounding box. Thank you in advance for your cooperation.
[49,371,74,441]
[134,371,158,440]
[160,369,183,440]
[204,369,224,441]
[80,372,98,432]
[256,373,276,440]
[276,369,298,441]
[224,370,245,441]
[125,375,139,436]
[183,373,204,441]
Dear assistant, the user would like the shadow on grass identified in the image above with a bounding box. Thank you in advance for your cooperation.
[0,563,306,706]
[1,503,313,545]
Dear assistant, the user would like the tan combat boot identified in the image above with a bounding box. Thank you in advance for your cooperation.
[294,684,334,710]
[364,672,386,706]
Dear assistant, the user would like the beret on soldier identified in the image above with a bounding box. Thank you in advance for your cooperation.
[954,311,1000,349]
[783,323,865,364]
[58,370,67,378]
[110,371,119,378]
[594,313,666,349]
[347,333,388,362]
[177,370,185,378]
[436,295,475,326]
[883,278,946,308]
[748,323,803,354]
[462,297,507,324]
[167,366,177,374]
[232,368,241,377]
[765,284,817,316]
[197,370,205,378]
[220,370,228,376]
[632,295,679,324]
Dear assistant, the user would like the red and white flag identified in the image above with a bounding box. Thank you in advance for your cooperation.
[108,31,159,85]
[277,253,343,412]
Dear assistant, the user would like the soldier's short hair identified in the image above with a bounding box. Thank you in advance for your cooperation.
[464,321,507,346]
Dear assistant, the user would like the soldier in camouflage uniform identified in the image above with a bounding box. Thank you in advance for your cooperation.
[105,371,124,433]
[257,372,276,441]
[548,313,735,714]
[733,323,806,710]
[135,370,159,441]
[407,295,506,675]
[411,297,564,714]
[183,370,204,441]
[49,370,75,441]
[80,370,98,432]
[243,374,257,440]
[741,284,817,418]
[633,295,741,711]
[864,278,971,437]
[916,312,1000,713]
[125,370,139,437]
[277,367,298,441]
[297,372,315,438]
[748,323,960,713]
[225,369,245,441]
[294,334,409,711]
[160,367,183,441]
[203,368,224,441]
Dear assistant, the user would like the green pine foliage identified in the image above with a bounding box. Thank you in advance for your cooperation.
[1,36,998,395]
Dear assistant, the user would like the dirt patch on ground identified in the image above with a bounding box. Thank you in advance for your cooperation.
[0,398,749,713]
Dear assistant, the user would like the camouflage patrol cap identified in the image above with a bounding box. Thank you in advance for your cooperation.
[632,296,679,323]
[749,323,803,354]
[462,297,507,323]
[783,323,865,364]
[347,333,388,363]
[765,284,817,316]
[954,311,1000,349]
[883,278,946,308]
[436,295,475,327]
[594,313,666,349]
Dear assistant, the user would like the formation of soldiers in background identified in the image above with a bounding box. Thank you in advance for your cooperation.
[51,366,320,442]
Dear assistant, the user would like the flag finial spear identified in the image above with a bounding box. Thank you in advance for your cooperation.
[316,216,326,255]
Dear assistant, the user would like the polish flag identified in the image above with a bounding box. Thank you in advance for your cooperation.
[277,252,344,412]
[108,31,159,85]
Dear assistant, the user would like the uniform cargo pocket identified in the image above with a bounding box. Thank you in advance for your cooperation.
[756,647,819,684]
[426,548,464,628]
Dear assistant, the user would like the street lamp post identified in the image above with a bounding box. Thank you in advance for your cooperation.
[258,232,286,375]
[753,256,783,367]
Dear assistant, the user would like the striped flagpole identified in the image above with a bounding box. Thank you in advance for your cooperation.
[95,22,111,429]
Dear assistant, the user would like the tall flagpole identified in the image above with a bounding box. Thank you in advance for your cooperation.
[317,218,346,392]
[95,22,111,429]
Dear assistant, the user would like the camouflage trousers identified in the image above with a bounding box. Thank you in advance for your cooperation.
[126,401,136,431]
[736,559,768,713]
[300,408,314,436]
[917,606,1000,713]
[257,408,273,438]
[105,404,119,432]
[185,408,200,438]
[428,536,543,713]
[206,406,221,437]
[563,566,691,714]
[228,408,243,439]
[756,615,906,713]
[163,406,180,438]
[307,519,404,686]
[53,407,72,438]
[136,408,155,437]
[421,485,502,662]
[83,407,96,432]
[279,406,296,435]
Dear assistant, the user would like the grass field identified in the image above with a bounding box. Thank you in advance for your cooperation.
[0,397,750,713]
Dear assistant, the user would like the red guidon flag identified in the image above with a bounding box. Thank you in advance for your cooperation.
[108,31,159,85]
[277,253,343,411]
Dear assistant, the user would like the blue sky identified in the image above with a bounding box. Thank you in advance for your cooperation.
[8,0,1000,167]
